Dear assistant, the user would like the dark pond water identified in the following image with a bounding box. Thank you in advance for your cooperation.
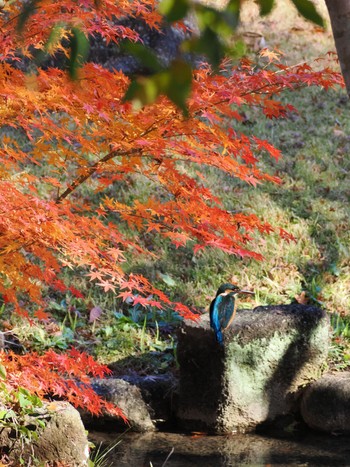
[90,430,350,466]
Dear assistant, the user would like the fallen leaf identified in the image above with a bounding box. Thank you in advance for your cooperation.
[295,291,309,305]
[89,306,103,323]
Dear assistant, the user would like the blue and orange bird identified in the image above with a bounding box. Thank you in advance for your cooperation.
[210,283,254,345]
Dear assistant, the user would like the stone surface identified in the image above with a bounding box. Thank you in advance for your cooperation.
[82,378,156,432]
[89,18,189,75]
[121,373,177,427]
[301,372,350,433]
[176,304,329,434]
[0,401,89,466]
[12,16,194,76]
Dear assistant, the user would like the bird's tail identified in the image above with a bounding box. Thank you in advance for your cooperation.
[216,329,224,346]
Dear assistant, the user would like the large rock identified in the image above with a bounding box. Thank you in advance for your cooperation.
[176,304,329,434]
[121,373,177,427]
[12,15,193,76]
[82,378,156,432]
[301,372,350,433]
[88,16,192,75]
[0,401,89,466]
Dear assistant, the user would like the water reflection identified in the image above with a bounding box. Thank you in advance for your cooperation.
[90,430,350,466]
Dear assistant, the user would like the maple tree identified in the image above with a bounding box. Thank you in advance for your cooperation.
[0,0,343,416]
[325,0,350,96]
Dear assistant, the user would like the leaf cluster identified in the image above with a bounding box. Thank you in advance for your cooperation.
[9,0,325,112]
[124,0,325,111]
[0,348,124,418]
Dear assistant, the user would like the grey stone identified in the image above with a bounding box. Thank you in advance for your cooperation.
[0,401,89,466]
[89,17,191,75]
[176,304,329,434]
[83,378,156,432]
[301,372,350,433]
[121,373,177,426]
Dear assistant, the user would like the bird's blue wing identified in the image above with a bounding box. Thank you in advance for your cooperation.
[218,293,235,330]
[210,295,224,345]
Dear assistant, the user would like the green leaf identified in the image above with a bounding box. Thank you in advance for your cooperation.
[32,23,67,66]
[16,0,38,34]
[45,23,66,54]
[158,272,176,287]
[226,0,240,13]
[290,0,324,27]
[224,0,241,28]
[166,60,192,116]
[36,419,46,429]
[195,4,238,37]
[0,364,6,380]
[18,392,31,409]
[186,28,225,70]
[68,27,89,80]
[256,0,275,15]
[227,39,246,59]
[124,76,161,109]
[121,42,163,73]
[124,59,192,116]
[4,409,16,420]
[17,387,34,409]
[158,0,190,22]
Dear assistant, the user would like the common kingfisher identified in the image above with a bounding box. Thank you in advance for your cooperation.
[210,283,254,345]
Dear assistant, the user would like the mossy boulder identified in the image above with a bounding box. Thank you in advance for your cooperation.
[301,372,350,433]
[0,401,89,466]
[176,304,329,434]
[82,378,156,432]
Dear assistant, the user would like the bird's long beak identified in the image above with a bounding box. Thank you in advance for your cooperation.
[238,289,254,295]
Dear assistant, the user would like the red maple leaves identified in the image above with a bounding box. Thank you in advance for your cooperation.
[0,349,126,419]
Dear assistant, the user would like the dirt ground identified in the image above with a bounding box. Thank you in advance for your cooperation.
[198,0,336,65]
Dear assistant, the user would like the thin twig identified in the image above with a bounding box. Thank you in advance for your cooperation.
[55,147,141,203]
[161,447,174,467]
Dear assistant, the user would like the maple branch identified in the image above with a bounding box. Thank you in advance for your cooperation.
[55,110,180,204]
[56,147,142,203]
[0,240,35,257]
[240,81,307,97]
[55,74,312,205]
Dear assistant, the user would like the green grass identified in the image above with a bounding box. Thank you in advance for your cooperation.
[203,84,350,315]
[11,291,179,373]
[115,83,350,313]
[329,314,350,371]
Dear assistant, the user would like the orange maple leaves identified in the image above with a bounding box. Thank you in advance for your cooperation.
[0,348,126,418]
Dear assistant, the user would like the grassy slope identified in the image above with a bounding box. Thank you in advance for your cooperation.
[129,0,350,315]
[225,0,350,315]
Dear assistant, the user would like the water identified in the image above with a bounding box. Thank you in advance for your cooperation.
[90,430,350,466]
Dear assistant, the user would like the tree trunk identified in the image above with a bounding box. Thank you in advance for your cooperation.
[325,0,350,97]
